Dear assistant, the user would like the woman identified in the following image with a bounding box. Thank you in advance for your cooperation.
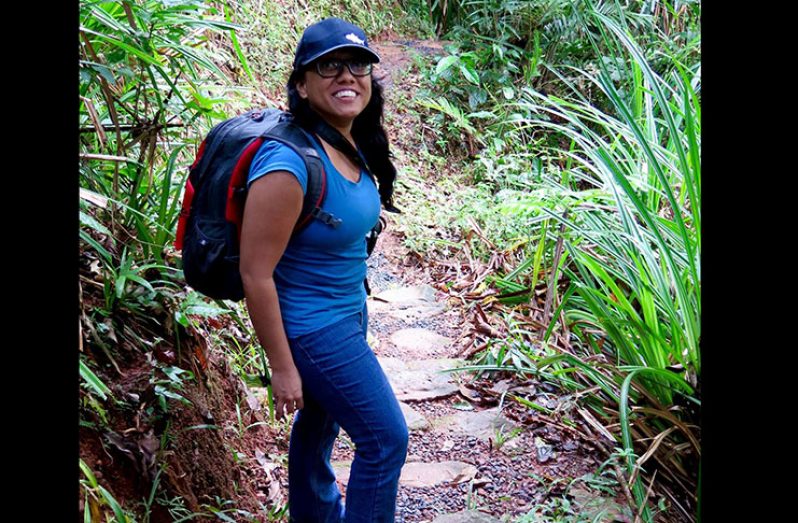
[239,17,408,523]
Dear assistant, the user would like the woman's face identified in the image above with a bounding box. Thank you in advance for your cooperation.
[296,50,373,130]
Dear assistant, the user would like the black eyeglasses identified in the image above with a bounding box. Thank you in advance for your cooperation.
[314,59,373,78]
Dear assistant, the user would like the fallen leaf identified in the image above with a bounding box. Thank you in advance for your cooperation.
[255,450,279,475]
[450,464,478,484]
[535,395,558,409]
[535,437,555,463]
[245,390,262,412]
[138,430,160,480]
[459,384,481,402]
[509,384,537,396]
[268,479,284,505]
[103,319,118,343]
[490,380,513,394]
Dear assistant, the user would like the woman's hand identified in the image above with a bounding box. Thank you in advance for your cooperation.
[271,364,304,420]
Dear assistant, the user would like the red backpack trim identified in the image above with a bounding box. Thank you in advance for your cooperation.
[174,179,194,251]
[226,137,266,243]
[174,139,206,251]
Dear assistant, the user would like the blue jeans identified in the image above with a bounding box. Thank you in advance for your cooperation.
[287,308,408,523]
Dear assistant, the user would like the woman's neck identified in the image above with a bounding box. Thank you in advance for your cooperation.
[320,119,357,149]
[328,121,355,147]
[299,109,358,150]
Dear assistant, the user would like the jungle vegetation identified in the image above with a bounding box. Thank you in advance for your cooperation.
[79,1,700,521]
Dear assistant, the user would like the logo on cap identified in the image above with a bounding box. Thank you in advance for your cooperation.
[345,33,365,45]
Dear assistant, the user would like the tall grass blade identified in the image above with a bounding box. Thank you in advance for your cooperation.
[80,360,114,400]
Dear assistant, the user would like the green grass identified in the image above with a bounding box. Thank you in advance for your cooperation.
[79,0,700,520]
[81,458,138,522]
[221,0,419,97]
[513,8,701,392]
[79,2,427,520]
[398,1,700,521]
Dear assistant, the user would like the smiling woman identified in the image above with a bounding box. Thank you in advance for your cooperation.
[295,50,374,146]
[238,17,406,523]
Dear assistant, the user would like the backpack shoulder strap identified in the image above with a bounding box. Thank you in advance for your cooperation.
[308,118,376,184]
[262,120,341,231]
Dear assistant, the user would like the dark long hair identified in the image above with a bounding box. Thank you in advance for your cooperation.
[287,69,398,211]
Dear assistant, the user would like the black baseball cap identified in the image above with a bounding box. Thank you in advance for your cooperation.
[293,17,381,70]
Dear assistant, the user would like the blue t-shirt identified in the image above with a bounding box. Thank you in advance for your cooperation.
[247,137,381,338]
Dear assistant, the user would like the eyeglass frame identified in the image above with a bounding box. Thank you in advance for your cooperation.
[312,58,373,78]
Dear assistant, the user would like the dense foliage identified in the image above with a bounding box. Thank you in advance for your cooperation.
[78,1,404,520]
[399,0,701,521]
[79,0,700,521]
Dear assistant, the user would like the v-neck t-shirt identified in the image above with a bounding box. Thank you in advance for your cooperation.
[247,137,381,338]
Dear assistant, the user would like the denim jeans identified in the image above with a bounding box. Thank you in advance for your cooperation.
[287,307,409,523]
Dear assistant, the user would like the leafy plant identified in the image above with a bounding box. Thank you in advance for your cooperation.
[80,358,114,401]
[493,424,524,450]
[80,0,239,260]
[403,2,701,520]
[80,459,138,522]
[149,355,194,412]
[518,5,701,388]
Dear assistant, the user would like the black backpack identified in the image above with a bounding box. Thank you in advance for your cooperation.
[175,108,376,302]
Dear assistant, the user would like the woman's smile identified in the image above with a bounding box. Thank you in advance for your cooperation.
[332,89,358,99]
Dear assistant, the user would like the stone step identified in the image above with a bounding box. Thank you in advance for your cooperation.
[434,407,520,442]
[373,285,438,305]
[378,356,466,402]
[399,401,430,431]
[390,328,453,355]
[332,460,478,488]
[431,511,502,523]
[368,285,446,321]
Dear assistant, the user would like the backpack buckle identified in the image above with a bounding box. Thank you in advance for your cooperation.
[310,207,342,228]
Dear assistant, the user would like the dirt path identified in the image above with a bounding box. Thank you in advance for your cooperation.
[78,37,686,523]
[239,39,639,523]
[312,40,633,523]
[332,238,623,522]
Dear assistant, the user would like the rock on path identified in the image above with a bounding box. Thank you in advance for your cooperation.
[432,511,502,523]
[399,401,430,431]
[370,284,447,322]
[378,355,465,402]
[390,328,453,353]
[330,284,604,520]
[361,287,533,520]
[373,285,438,305]
[332,460,478,489]
[436,407,520,443]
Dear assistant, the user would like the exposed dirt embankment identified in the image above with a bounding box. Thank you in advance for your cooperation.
[79,268,286,521]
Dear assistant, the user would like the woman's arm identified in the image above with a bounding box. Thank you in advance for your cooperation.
[240,170,305,420]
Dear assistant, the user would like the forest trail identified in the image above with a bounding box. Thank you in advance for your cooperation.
[337,241,630,522]
[297,39,635,523]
